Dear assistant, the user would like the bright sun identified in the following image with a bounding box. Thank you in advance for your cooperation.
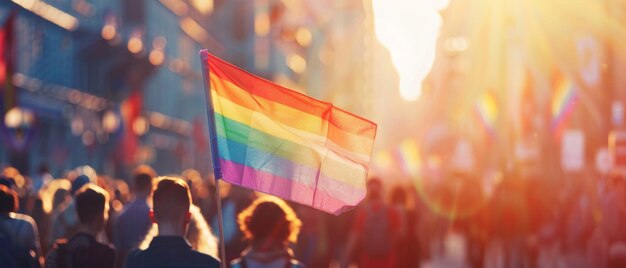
[372,0,450,101]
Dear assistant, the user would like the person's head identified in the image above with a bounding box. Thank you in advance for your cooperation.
[132,165,156,196]
[238,196,301,246]
[71,175,91,196]
[150,177,192,232]
[0,185,18,214]
[74,184,110,230]
[367,177,383,201]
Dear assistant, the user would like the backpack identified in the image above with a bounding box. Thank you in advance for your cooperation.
[361,206,393,257]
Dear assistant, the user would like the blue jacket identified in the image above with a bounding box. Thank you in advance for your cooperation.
[125,236,220,268]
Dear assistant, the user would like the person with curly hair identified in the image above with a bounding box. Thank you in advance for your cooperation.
[231,196,304,268]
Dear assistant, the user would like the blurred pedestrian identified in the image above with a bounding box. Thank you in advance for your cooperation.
[114,165,156,266]
[343,178,400,268]
[230,196,304,268]
[0,184,42,267]
[391,185,421,268]
[31,164,53,195]
[293,206,330,268]
[125,177,220,268]
[34,179,71,254]
[48,174,92,244]
[45,184,115,268]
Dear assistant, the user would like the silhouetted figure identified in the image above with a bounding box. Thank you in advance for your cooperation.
[32,164,53,194]
[114,165,157,266]
[344,178,400,268]
[46,184,115,268]
[0,184,42,267]
[231,196,304,268]
[125,177,220,268]
[48,174,93,244]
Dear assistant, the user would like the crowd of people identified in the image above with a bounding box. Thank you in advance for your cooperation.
[1,163,626,268]
[0,164,304,268]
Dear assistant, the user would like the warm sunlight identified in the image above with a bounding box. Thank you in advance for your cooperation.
[372,0,449,101]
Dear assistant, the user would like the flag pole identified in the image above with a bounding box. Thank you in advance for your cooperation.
[199,49,227,268]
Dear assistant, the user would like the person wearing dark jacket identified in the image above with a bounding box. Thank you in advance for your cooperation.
[125,177,220,268]
[46,184,115,268]
[0,184,42,268]
[114,165,157,267]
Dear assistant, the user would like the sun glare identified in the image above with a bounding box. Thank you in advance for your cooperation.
[372,0,449,101]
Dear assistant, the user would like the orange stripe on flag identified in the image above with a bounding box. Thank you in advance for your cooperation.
[206,54,377,139]
[209,74,375,155]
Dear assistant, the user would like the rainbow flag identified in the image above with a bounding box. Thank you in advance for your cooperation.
[200,51,377,215]
[474,92,498,138]
[551,73,578,139]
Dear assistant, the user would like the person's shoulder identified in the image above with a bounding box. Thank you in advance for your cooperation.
[9,212,36,225]
[117,201,148,220]
[95,239,116,255]
[8,212,37,232]
[70,233,115,255]
[125,248,146,267]
[189,250,220,266]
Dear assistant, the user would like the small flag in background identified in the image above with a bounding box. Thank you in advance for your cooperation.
[200,50,377,215]
[0,12,16,116]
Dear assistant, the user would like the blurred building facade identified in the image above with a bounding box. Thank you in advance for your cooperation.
[0,0,221,178]
[423,0,622,181]
[0,0,375,179]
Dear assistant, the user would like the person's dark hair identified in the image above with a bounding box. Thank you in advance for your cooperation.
[153,177,191,220]
[133,165,156,194]
[238,196,301,244]
[75,184,109,225]
[0,185,18,214]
